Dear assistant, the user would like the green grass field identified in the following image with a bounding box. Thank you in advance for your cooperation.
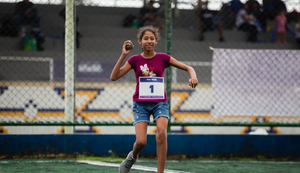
[1,158,300,173]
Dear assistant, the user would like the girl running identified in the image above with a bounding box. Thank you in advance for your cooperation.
[110,25,198,173]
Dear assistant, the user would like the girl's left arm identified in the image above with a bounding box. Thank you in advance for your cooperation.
[169,57,198,88]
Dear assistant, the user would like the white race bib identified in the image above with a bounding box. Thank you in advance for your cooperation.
[139,77,164,99]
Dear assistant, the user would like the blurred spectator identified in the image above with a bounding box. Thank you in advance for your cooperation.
[286,10,299,23]
[228,0,242,15]
[138,0,159,28]
[14,0,44,51]
[145,13,164,30]
[262,0,273,18]
[246,0,261,17]
[59,8,81,50]
[14,0,40,33]
[195,0,203,11]
[296,17,300,44]
[264,0,286,20]
[273,0,287,15]
[236,3,258,42]
[275,10,287,43]
[226,0,242,29]
[218,3,236,29]
[246,0,267,29]
[195,1,224,42]
[122,14,137,27]
[59,8,79,27]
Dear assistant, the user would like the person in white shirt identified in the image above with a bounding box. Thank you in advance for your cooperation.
[296,17,300,44]
[236,3,258,42]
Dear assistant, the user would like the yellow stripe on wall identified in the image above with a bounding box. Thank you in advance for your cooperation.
[37,112,65,116]
[173,112,211,121]
[0,111,24,116]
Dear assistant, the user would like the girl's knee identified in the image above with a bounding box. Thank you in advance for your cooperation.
[136,139,147,148]
[156,129,167,144]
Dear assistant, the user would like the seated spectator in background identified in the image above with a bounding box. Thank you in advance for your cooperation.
[122,14,137,27]
[246,0,267,29]
[21,26,44,51]
[228,0,242,15]
[296,17,300,44]
[246,0,260,17]
[138,0,159,28]
[275,10,287,43]
[236,3,258,42]
[145,13,164,30]
[218,3,235,29]
[59,8,81,51]
[15,0,44,51]
[227,0,242,28]
[196,1,224,42]
[14,0,40,33]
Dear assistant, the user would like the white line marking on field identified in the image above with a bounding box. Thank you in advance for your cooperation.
[0,160,76,164]
[178,160,300,165]
[135,160,300,165]
[1,159,300,166]
[77,160,192,173]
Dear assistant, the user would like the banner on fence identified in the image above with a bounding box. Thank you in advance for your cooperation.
[212,49,300,117]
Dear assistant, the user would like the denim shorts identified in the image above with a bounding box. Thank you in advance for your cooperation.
[132,101,169,125]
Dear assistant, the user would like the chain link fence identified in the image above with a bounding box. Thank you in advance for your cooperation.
[0,0,299,134]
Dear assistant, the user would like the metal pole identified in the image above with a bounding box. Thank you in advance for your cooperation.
[64,0,76,134]
[165,0,172,133]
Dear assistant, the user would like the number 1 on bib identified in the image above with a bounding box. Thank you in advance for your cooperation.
[139,77,164,99]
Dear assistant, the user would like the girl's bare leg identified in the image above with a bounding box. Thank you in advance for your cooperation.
[155,117,168,173]
[283,33,287,44]
[132,122,148,158]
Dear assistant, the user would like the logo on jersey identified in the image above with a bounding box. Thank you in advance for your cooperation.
[140,64,156,77]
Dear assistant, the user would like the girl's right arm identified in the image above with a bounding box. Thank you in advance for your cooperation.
[110,40,133,81]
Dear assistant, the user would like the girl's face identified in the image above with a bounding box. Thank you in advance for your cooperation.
[139,31,157,52]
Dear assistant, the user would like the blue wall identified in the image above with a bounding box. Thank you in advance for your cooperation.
[1,134,300,157]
